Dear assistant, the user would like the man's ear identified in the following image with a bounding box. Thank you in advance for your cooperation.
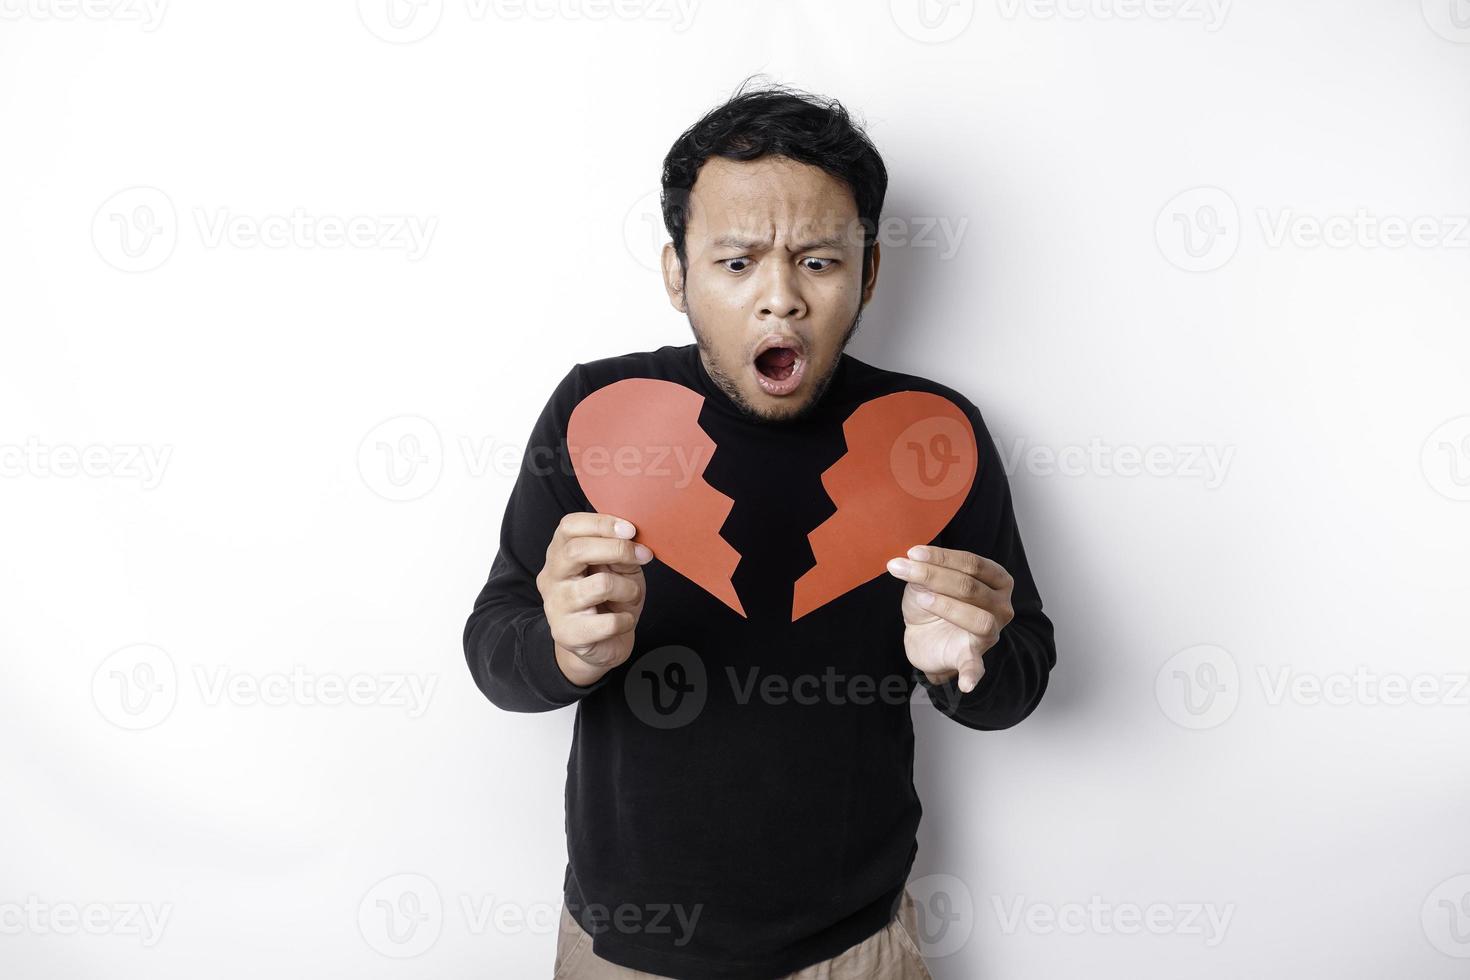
[661,243,688,313]
[861,241,881,307]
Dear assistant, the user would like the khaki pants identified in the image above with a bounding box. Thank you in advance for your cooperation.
[553,888,933,979]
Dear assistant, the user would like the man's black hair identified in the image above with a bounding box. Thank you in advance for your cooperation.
[660,76,888,285]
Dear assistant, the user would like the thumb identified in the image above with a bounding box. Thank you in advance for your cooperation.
[956,653,984,694]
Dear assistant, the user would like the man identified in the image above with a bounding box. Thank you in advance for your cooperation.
[463,80,1056,979]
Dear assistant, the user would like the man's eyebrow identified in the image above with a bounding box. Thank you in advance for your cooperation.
[710,234,852,251]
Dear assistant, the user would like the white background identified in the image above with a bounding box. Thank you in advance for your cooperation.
[3,1,1468,977]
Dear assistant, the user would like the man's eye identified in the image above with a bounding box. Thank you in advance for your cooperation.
[721,258,751,273]
[802,257,836,272]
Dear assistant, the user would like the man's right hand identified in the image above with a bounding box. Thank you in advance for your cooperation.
[536,512,653,687]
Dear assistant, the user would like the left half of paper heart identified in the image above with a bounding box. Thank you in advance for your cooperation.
[567,378,746,618]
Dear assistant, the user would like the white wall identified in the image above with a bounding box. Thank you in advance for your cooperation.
[3,2,1468,977]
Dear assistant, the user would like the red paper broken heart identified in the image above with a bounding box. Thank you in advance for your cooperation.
[792,390,977,620]
[568,378,746,617]
[567,380,978,622]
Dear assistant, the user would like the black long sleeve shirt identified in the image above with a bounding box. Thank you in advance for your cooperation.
[463,342,1056,979]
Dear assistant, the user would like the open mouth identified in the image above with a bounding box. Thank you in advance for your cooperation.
[753,341,807,396]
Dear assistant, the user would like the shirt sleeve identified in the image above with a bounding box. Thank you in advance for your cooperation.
[462,363,617,712]
[916,397,1057,731]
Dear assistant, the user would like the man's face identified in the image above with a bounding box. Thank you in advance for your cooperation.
[661,155,880,424]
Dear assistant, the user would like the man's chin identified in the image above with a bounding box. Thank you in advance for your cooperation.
[746,395,812,422]
[737,372,830,424]
[689,319,853,424]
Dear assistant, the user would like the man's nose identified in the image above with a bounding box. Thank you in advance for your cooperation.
[757,260,806,320]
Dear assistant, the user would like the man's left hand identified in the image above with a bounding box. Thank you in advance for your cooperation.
[886,545,1014,693]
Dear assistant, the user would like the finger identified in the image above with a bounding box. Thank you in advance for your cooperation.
[555,511,637,543]
[600,559,648,576]
[887,555,993,607]
[904,545,1013,592]
[549,512,641,562]
[568,569,643,613]
[550,535,652,579]
[925,671,956,688]
[555,608,639,650]
[910,589,1001,646]
[595,550,653,576]
[547,514,652,578]
[956,652,985,694]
